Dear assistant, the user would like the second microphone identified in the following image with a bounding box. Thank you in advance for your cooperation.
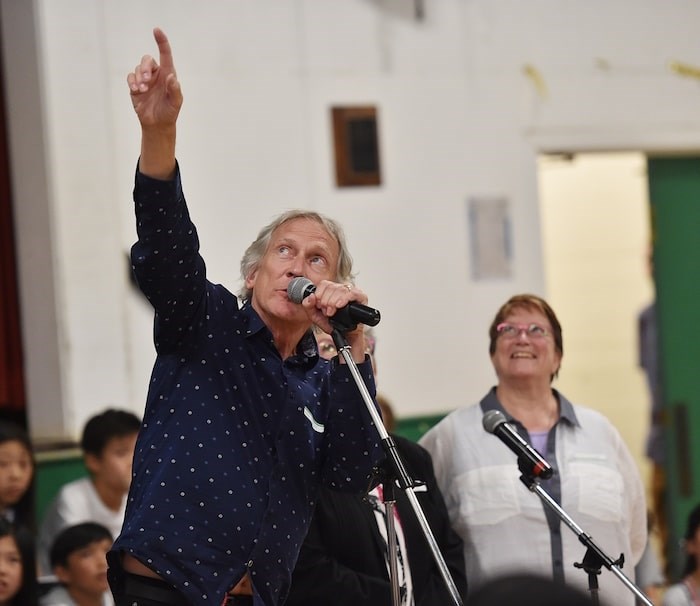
[482,409,553,479]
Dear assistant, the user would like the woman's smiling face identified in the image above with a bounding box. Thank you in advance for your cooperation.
[490,307,561,385]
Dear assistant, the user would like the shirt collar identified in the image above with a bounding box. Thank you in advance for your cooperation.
[479,386,580,428]
[239,300,320,364]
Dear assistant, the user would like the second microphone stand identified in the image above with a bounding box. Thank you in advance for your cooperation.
[331,327,463,606]
[517,458,652,606]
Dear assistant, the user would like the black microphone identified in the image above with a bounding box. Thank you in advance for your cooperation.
[482,409,553,479]
[287,277,381,327]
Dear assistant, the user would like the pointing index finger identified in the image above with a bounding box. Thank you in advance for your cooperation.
[152,27,175,72]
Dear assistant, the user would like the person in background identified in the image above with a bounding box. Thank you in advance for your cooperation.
[420,294,647,605]
[465,572,599,606]
[662,504,700,606]
[0,421,35,532]
[286,330,467,605]
[636,249,667,604]
[41,522,113,606]
[109,27,382,606]
[635,511,666,605]
[0,517,39,605]
[38,409,141,575]
[638,246,668,572]
[638,300,669,563]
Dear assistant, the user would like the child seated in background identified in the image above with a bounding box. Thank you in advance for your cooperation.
[0,517,39,605]
[38,409,140,575]
[0,420,36,532]
[40,522,113,606]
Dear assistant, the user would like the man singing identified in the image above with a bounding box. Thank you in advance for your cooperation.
[108,27,383,606]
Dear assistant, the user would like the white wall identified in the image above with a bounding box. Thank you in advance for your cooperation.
[2,0,700,442]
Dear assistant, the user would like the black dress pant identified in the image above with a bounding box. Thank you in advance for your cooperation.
[107,552,190,606]
[107,552,254,606]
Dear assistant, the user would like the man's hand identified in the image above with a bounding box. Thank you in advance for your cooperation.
[127,27,182,129]
[126,28,182,179]
[302,281,369,364]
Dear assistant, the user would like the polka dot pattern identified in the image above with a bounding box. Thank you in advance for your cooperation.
[111,167,382,606]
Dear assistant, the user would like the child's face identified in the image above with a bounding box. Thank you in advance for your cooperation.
[0,535,23,603]
[86,433,138,495]
[55,537,112,599]
[0,440,33,511]
[687,525,700,567]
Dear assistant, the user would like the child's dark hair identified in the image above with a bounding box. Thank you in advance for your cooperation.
[0,420,36,531]
[0,518,39,605]
[683,503,700,576]
[49,521,113,570]
[80,408,141,456]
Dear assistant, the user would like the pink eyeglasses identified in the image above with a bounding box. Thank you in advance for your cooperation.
[496,323,551,339]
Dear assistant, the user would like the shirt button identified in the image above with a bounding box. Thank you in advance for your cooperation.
[247,559,254,568]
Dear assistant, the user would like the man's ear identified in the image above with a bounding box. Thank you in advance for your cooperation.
[54,564,72,585]
[245,268,257,290]
[84,452,101,475]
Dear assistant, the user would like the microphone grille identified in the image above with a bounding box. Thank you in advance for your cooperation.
[482,409,506,434]
[287,277,313,303]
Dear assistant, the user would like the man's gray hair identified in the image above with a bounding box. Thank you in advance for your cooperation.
[239,209,354,301]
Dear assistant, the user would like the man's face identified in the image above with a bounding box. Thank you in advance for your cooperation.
[55,538,112,599]
[0,535,22,604]
[315,331,337,360]
[85,433,138,495]
[245,218,339,329]
[0,440,33,510]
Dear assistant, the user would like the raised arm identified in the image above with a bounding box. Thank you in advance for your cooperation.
[126,27,183,180]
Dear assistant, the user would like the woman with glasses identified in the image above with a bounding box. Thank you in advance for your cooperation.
[420,294,647,606]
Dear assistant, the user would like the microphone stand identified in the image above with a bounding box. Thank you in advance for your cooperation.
[331,326,463,606]
[516,459,652,606]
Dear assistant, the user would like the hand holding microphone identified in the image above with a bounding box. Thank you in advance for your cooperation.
[287,277,381,330]
[482,409,553,479]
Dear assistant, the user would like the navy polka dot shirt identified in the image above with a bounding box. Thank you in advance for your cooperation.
[110,166,383,606]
